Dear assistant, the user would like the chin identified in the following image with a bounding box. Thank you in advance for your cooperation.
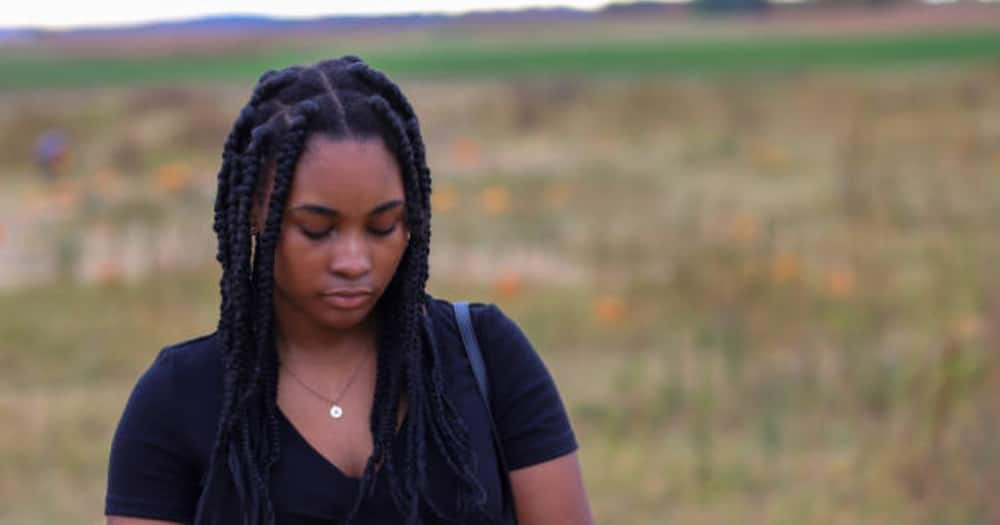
[315,306,375,331]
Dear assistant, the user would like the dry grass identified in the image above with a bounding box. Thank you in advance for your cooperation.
[1,58,999,524]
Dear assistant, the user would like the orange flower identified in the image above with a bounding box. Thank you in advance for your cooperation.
[749,141,790,174]
[825,267,856,299]
[592,295,627,326]
[494,270,523,300]
[951,314,983,341]
[95,261,124,286]
[479,185,511,216]
[431,184,459,213]
[450,137,482,169]
[154,162,193,195]
[770,253,801,285]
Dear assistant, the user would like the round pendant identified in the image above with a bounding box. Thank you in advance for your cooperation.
[329,404,344,419]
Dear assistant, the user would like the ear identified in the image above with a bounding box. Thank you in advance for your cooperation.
[250,159,277,234]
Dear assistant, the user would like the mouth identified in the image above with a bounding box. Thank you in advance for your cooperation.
[319,289,373,310]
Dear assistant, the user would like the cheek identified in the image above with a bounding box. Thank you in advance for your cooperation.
[376,235,409,277]
[273,231,318,286]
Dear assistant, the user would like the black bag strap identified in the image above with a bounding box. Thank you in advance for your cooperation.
[452,301,517,521]
[454,301,492,416]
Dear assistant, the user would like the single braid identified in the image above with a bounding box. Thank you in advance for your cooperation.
[250,112,310,495]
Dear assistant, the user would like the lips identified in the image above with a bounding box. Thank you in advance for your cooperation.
[320,289,373,309]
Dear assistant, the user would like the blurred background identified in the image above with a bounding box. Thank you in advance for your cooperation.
[2,0,1000,523]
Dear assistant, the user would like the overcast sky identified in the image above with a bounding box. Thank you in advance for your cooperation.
[2,1,646,29]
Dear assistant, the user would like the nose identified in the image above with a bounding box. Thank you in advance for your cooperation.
[328,232,372,279]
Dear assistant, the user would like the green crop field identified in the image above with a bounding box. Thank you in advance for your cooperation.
[3,28,1000,90]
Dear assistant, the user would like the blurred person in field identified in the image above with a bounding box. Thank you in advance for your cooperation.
[34,129,71,180]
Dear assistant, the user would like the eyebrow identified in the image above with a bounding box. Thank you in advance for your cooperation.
[289,199,404,217]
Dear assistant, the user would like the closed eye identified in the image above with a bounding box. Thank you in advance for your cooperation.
[299,224,399,240]
[369,224,397,236]
[300,227,331,240]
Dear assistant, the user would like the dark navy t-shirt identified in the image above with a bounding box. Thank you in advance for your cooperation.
[105,298,577,524]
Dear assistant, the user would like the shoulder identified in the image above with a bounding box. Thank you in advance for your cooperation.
[424,296,525,346]
[106,332,219,521]
[132,332,222,400]
[110,332,223,472]
[425,295,535,384]
[425,295,578,470]
[423,295,548,407]
[137,330,216,383]
[424,296,535,371]
[155,331,222,371]
[116,332,223,449]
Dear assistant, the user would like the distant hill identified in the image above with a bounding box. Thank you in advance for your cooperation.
[0,28,38,42]
[0,6,599,38]
[4,2,998,48]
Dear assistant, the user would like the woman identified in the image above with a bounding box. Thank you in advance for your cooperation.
[105,56,593,524]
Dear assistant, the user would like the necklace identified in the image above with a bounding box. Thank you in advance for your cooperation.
[282,349,373,419]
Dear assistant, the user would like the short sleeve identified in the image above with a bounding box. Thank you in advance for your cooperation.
[105,346,200,522]
[472,304,578,470]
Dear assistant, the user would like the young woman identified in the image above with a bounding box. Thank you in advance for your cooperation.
[105,56,593,525]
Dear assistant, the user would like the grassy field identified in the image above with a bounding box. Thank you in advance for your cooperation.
[3,28,1000,90]
[2,14,1000,525]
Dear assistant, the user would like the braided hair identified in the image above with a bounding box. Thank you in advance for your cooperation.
[198,56,490,524]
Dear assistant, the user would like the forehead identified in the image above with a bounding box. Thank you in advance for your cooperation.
[287,135,404,209]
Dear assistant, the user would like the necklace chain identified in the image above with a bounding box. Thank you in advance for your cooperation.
[282,349,372,419]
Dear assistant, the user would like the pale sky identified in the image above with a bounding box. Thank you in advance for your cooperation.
[2,1,634,30]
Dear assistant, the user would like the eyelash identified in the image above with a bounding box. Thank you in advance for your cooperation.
[300,224,398,240]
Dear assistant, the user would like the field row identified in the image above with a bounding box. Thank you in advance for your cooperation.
[3,29,1000,89]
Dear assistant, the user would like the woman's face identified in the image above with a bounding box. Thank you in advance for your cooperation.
[270,135,409,333]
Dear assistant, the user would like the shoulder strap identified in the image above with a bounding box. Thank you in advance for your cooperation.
[453,301,492,417]
[451,301,518,521]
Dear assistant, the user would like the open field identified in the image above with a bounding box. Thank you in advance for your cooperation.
[4,29,1000,90]
[2,11,1000,525]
